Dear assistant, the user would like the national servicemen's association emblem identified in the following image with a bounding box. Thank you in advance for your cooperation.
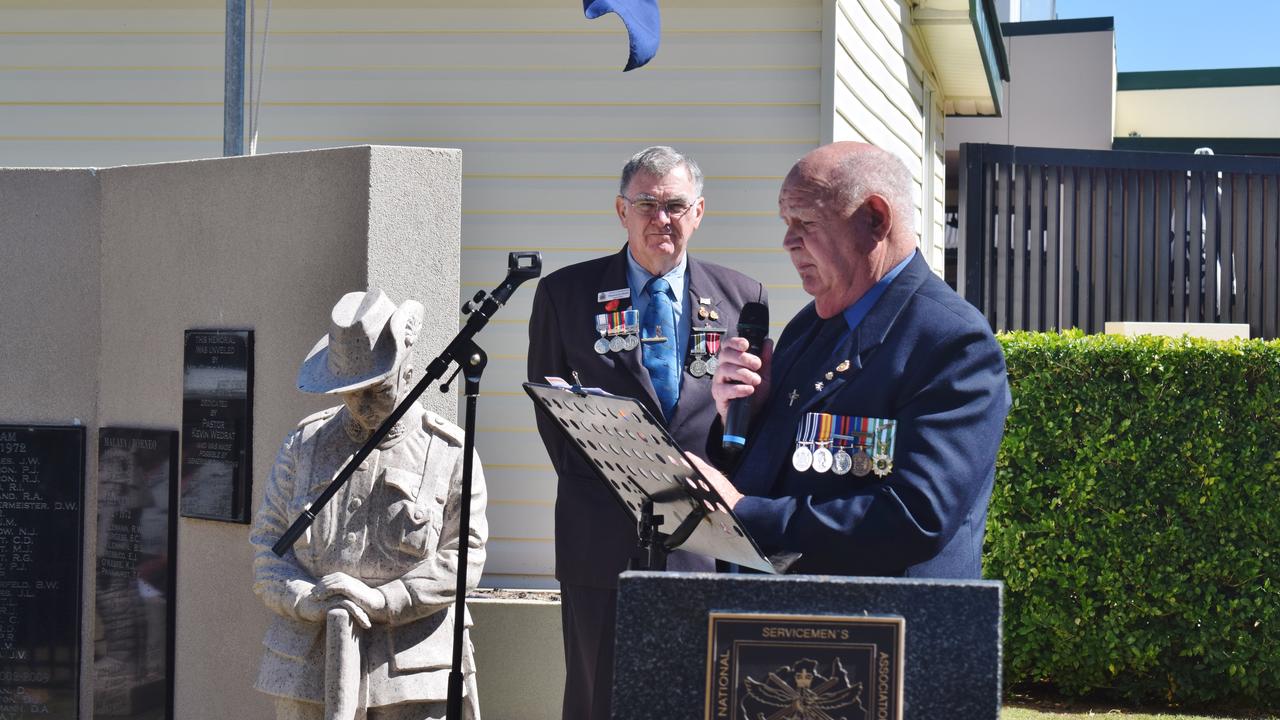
[742,658,865,720]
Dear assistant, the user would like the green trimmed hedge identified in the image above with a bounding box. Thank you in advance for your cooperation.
[988,331,1280,711]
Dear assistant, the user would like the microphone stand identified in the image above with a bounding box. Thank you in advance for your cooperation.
[270,251,542,720]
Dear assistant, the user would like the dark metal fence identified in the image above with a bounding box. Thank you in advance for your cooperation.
[957,143,1280,339]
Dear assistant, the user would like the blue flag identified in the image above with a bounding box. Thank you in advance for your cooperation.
[583,0,661,71]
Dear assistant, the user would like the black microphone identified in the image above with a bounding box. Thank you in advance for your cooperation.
[722,301,769,456]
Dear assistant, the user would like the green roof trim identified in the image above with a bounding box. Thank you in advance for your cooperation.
[971,0,1010,115]
[1118,67,1280,91]
[1112,137,1280,156]
[1001,16,1114,36]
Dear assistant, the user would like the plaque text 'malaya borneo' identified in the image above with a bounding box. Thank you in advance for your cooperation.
[706,613,904,720]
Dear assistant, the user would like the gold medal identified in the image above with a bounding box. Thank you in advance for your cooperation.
[872,452,894,477]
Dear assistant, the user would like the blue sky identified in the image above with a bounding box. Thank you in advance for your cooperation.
[1053,0,1280,72]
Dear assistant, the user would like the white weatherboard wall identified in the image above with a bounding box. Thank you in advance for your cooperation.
[1,0,957,587]
[827,0,948,267]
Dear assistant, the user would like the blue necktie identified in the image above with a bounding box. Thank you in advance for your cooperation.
[641,277,679,419]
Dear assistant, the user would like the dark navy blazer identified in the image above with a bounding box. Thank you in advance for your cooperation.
[731,251,1010,579]
[528,247,767,589]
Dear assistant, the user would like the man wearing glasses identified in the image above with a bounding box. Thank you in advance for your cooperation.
[528,146,767,720]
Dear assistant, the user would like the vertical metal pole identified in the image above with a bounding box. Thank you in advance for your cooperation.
[224,0,245,156]
[447,345,486,720]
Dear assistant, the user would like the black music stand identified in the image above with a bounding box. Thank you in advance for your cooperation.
[524,381,776,574]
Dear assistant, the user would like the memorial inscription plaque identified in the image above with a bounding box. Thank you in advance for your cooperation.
[0,424,86,720]
[705,613,904,720]
[94,428,177,720]
[179,329,253,523]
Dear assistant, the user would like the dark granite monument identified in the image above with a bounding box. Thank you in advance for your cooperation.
[0,424,86,720]
[179,329,253,523]
[94,428,177,720]
[612,572,1002,720]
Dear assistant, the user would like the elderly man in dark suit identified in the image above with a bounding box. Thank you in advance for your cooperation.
[527,146,767,720]
[693,141,1010,579]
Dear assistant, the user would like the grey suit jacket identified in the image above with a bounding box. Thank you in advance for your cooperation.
[527,247,766,588]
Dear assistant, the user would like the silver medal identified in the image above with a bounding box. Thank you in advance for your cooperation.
[593,338,610,354]
[705,356,719,375]
[623,334,640,351]
[608,336,625,353]
[689,358,707,377]
[812,446,834,473]
[833,449,852,475]
[791,445,813,472]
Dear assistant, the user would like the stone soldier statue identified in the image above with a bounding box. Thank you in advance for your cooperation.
[250,289,487,720]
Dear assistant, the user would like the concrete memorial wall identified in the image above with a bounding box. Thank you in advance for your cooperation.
[0,145,461,719]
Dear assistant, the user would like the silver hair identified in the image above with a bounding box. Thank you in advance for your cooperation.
[830,149,917,237]
[619,146,704,197]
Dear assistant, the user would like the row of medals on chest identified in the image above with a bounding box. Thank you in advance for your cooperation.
[792,412,895,477]
[593,301,724,378]
[789,356,895,478]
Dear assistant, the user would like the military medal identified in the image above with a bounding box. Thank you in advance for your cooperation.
[833,448,853,475]
[850,451,873,477]
[811,413,834,473]
[622,308,640,350]
[832,415,852,475]
[688,333,709,377]
[871,418,897,477]
[608,335,625,352]
[791,413,816,472]
[593,314,611,354]
[704,332,721,375]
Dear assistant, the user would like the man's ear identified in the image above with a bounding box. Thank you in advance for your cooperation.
[615,195,628,225]
[864,194,893,243]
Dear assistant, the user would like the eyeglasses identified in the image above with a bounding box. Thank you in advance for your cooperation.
[619,194,699,218]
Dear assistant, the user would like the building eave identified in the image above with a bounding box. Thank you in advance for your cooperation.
[913,0,1009,117]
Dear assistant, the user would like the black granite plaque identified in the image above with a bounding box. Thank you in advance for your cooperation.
[0,424,86,720]
[613,572,1002,720]
[705,613,903,720]
[94,428,177,720]
[179,329,253,523]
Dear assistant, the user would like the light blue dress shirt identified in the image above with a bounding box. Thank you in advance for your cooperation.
[626,248,691,366]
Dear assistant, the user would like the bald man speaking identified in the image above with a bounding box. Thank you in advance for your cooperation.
[693,141,1011,579]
